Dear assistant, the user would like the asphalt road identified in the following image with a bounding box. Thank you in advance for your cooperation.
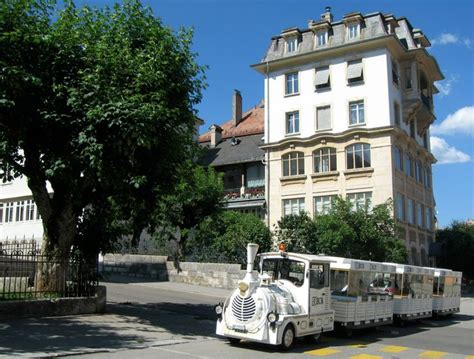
[0,279,473,358]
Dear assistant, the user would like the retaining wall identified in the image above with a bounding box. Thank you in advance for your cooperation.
[101,254,246,289]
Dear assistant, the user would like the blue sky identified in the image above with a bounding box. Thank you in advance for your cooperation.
[79,0,473,227]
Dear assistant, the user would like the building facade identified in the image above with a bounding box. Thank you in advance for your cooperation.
[199,91,266,219]
[252,8,442,265]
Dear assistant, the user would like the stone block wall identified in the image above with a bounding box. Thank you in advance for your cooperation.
[100,254,246,289]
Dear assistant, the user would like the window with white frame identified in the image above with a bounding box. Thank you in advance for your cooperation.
[407,198,415,225]
[349,100,365,125]
[347,59,363,83]
[5,202,14,223]
[286,111,299,134]
[316,31,327,46]
[282,152,305,177]
[346,143,371,169]
[283,198,305,216]
[392,59,399,86]
[15,201,25,222]
[394,146,403,171]
[347,23,360,39]
[314,195,336,215]
[315,106,331,130]
[315,66,330,90]
[25,199,36,221]
[424,166,432,188]
[285,72,299,95]
[286,37,298,53]
[405,153,414,177]
[395,192,405,221]
[394,102,401,126]
[313,147,336,173]
[416,160,424,184]
[425,207,433,230]
[347,192,372,211]
[416,203,424,227]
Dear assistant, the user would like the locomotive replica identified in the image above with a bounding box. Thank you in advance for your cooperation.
[215,243,462,349]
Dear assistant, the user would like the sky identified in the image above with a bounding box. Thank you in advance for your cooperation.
[78,0,474,227]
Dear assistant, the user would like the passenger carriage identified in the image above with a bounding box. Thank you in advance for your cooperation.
[431,268,462,316]
[384,263,434,321]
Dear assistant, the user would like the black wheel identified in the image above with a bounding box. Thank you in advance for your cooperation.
[280,325,295,350]
[344,328,353,338]
[227,337,241,345]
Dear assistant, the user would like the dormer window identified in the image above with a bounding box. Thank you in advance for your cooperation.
[347,23,360,39]
[316,31,327,47]
[287,37,298,53]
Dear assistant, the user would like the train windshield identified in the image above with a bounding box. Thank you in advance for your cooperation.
[261,258,306,287]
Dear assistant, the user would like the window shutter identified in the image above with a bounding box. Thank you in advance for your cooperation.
[347,60,363,81]
[316,106,331,130]
[315,67,330,87]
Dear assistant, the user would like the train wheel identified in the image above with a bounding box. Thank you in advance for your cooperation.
[305,331,321,343]
[280,325,295,350]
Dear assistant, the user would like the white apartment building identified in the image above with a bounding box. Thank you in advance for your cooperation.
[0,177,49,242]
[252,8,442,266]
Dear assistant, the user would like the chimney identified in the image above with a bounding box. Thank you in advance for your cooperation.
[244,243,259,282]
[321,6,333,23]
[209,124,222,148]
[232,89,243,127]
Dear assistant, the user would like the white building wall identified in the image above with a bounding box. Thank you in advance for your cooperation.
[267,48,392,143]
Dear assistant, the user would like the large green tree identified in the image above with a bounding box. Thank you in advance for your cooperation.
[0,1,205,261]
[435,221,474,278]
[275,197,407,263]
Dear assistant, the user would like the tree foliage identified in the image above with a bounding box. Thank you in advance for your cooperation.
[435,221,474,278]
[186,211,273,265]
[0,0,205,259]
[275,197,407,263]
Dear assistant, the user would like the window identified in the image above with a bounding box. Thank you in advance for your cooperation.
[15,201,25,222]
[394,146,403,171]
[0,203,3,224]
[416,160,424,184]
[25,199,36,221]
[315,66,330,90]
[417,203,424,227]
[5,202,14,223]
[287,38,298,53]
[407,199,415,225]
[286,111,299,134]
[410,120,416,139]
[392,59,399,86]
[347,23,360,39]
[349,101,365,125]
[316,106,331,130]
[282,152,305,177]
[347,192,372,211]
[314,195,336,215]
[316,31,327,46]
[405,68,412,90]
[394,102,401,126]
[310,263,329,289]
[283,198,305,216]
[313,147,337,173]
[347,59,363,83]
[405,153,414,177]
[425,166,432,188]
[423,132,428,149]
[395,192,405,221]
[425,207,433,230]
[346,143,371,169]
[246,165,265,188]
[285,72,299,95]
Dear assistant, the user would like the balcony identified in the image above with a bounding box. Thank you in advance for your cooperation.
[224,186,265,211]
[402,90,435,135]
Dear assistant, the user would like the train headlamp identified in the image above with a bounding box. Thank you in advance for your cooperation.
[267,312,278,323]
[215,303,223,319]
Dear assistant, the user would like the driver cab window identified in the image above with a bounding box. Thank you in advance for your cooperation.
[310,263,329,289]
[261,258,306,287]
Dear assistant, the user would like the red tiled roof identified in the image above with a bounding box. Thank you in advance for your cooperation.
[199,103,264,143]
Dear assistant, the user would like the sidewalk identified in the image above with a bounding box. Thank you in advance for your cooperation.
[0,280,227,358]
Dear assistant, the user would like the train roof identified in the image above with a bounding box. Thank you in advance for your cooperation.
[383,262,435,275]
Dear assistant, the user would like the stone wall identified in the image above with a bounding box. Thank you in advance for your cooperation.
[101,254,246,289]
[0,286,106,320]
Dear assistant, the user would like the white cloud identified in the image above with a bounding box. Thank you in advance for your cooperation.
[431,106,474,136]
[430,136,471,164]
[431,32,472,48]
[434,75,458,97]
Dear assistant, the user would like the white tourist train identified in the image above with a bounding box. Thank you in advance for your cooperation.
[215,244,462,349]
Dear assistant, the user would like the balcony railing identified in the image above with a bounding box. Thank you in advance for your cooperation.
[224,186,265,200]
